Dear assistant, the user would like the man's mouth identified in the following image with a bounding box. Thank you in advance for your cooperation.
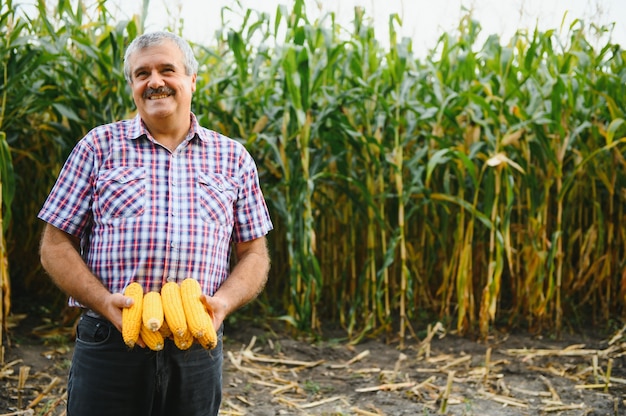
[144,87,175,100]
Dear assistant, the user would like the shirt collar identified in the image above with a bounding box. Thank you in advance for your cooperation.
[128,113,206,142]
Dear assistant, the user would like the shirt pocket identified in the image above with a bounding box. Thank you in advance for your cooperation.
[95,167,146,219]
[197,171,238,227]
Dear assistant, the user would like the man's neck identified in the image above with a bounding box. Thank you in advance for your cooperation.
[143,115,191,151]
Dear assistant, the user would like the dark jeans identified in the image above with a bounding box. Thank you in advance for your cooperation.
[68,314,223,416]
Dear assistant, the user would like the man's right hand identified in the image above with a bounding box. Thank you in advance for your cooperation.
[104,292,134,333]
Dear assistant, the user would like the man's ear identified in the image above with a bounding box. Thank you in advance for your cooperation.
[191,74,197,92]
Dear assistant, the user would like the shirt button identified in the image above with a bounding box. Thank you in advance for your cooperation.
[167,276,175,282]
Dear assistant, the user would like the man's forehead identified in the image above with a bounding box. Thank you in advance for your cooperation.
[129,42,183,67]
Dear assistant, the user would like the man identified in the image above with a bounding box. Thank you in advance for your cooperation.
[38,31,273,416]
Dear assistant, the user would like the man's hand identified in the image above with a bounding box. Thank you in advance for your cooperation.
[108,292,146,348]
[201,294,227,331]
[104,292,133,333]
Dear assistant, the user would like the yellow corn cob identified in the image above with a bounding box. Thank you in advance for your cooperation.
[159,319,172,338]
[142,291,164,332]
[195,297,217,349]
[196,329,218,350]
[160,281,188,337]
[173,328,194,350]
[197,302,218,349]
[180,278,216,346]
[122,282,144,348]
[140,323,164,351]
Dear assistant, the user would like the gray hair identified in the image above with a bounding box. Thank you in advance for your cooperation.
[123,31,199,83]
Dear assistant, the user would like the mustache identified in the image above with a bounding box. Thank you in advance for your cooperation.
[143,87,175,99]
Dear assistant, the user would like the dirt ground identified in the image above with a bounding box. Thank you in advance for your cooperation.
[1,314,626,416]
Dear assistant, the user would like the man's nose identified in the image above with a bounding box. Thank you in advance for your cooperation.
[147,71,165,88]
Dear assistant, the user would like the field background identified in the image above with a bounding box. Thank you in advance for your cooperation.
[1,0,626,346]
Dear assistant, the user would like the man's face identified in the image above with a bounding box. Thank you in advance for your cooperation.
[127,40,197,126]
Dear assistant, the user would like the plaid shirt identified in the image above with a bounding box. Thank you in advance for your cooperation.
[38,114,273,305]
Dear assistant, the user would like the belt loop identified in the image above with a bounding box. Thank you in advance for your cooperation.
[84,309,104,319]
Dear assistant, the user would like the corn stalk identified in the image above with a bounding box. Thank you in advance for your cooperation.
[4,0,626,340]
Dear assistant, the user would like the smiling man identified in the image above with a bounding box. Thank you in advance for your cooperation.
[126,34,197,149]
[38,31,273,416]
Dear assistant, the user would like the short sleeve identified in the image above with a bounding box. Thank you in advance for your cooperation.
[38,139,96,237]
[232,151,273,242]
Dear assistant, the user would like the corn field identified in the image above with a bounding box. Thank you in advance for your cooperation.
[1,0,626,345]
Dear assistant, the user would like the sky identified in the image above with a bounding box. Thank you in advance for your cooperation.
[108,0,626,57]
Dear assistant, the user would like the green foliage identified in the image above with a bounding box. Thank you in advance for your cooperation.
[0,0,138,296]
[2,0,625,340]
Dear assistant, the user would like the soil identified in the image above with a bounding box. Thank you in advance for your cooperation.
[1,313,626,416]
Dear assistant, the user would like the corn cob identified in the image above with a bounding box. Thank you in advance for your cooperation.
[180,278,216,345]
[160,281,188,337]
[140,323,164,351]
[173,328,194,350]
[142,291,164,332]
[159,319,172,338]
[122,282,144,348]
[198,301,218,349]
[196,329,218,350]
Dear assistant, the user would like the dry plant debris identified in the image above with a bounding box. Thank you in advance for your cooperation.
[2,320,626,415]
[219,324,626,415]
